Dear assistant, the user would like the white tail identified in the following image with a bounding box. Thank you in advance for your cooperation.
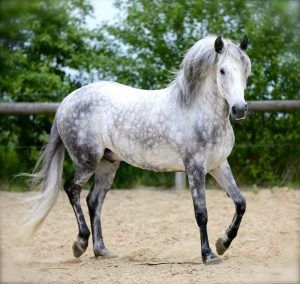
[22,119,65,236]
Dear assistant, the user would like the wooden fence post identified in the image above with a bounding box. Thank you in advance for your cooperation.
[175,172,186,190]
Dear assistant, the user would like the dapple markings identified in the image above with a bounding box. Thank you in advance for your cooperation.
[24,35,251,265]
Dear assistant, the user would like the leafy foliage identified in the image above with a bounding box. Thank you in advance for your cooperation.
[0,0,99,185]
[0,0,299,188]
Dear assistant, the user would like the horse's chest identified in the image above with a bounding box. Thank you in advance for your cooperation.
[202,127,234,170]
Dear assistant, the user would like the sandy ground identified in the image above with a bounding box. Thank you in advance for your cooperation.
[0,187,299,284]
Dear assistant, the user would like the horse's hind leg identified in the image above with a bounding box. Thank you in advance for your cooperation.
[87,159,120,258]
[210,160,246,256]
[64,165,97,258]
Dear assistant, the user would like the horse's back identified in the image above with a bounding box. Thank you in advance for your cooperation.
[55,81,166,167]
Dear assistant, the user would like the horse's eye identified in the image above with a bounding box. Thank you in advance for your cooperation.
[220,69,225,75]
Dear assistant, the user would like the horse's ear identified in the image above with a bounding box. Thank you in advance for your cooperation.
[214,36,224,54]
[239,35,248,51]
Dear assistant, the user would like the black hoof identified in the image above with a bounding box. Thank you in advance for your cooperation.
[216,237,228,255]
[94,248,117,259]
[72,240,88,258]
[203,253,222,265]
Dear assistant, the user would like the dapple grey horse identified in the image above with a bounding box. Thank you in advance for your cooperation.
[25,35,251,264]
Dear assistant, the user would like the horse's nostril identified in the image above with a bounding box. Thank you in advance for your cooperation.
[232,106,237,115]
[245,103,248,110]
[231,104,247,120]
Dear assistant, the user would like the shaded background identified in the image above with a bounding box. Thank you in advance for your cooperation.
[0,0,299,189]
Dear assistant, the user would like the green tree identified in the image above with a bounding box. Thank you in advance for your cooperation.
[0,0,101,184]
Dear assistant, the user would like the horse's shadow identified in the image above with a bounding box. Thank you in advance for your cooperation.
[135,261,202,266]
[60,256,202,266]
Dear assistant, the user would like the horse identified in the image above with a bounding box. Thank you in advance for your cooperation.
[24,35,251,265]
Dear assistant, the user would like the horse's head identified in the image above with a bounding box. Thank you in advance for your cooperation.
[214,36,251,120]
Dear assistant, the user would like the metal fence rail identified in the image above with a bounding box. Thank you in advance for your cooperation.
[247,100,300,112]
[0,100,300,115]
[0,103,58,115]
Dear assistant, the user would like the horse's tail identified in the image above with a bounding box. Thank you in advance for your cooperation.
[22,118,65,237]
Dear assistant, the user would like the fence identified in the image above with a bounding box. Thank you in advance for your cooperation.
[1,100,300,189]
[1,100,300,115]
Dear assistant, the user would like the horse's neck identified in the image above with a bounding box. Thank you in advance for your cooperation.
[194,76,229,121]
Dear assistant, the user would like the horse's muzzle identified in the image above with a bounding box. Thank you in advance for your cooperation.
[231,103,248,120]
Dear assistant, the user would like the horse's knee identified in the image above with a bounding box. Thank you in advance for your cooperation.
[235,195,246,215]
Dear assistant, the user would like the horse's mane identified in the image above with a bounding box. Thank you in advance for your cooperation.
[170,35,251,107]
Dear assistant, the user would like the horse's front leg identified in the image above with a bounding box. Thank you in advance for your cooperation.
[210,160,246,256]
[184,157,222,265]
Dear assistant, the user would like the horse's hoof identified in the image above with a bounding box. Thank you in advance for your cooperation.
[203,254,223,265]
[72,240,88,258]
[216,237,227,255]
[94,248,117,259]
